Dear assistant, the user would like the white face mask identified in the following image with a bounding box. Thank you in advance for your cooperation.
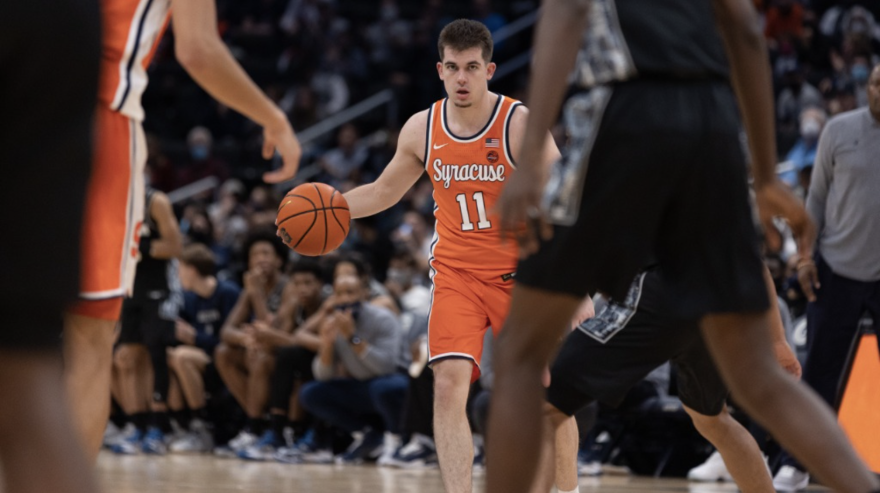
[800,119,821,139]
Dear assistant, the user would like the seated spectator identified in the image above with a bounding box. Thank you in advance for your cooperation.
[177,126,229,187]
[213,230,288,456]
[319,123,369,188]
[777,65,823,139]
[333,252,397,313]
[780,107,826,191]
[238,260,328,460]
[298,274,407,464]
[385,250,431,317]
[391,211,433,274]
[166,244,241,453]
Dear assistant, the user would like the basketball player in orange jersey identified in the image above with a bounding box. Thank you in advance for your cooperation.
[337,20,559,492]
[65,0,303,462]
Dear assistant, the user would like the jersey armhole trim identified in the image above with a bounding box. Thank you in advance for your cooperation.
[423,104,435,171]
[503,101,523,168]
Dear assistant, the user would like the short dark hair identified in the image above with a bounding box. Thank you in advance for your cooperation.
[438,19,493,63]
[288,258,324,280]
[334,251,370,279]
[243,228,288,265]
[180,243,216,277]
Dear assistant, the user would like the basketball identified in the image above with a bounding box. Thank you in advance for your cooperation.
[276,183,350,256]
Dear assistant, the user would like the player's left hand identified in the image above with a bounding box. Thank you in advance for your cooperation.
[495,164,552,257]
[774,340,802,380]
[261,110,302,184]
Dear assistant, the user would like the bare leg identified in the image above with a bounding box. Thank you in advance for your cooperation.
[0,350,99,493]
[702,311,879,493]
[112,344,149,415]
[63,313,116,462]
[245,348,274,419]
[487,285,580,493]
[167,372,184,412]
[214,343,248,409]
[169,346,209,410]
[433,359,476,493]
[530,409,558,493]
[553,408,580,492]
[684,405,772,493]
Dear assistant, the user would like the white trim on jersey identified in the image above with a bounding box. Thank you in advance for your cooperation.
[110,0,171,121]
[425,199,440,360]
[502,101,523,170]
[439,94,504,144]
[424,102,437,171]
[80,288,129,300]
[428,352,480,370]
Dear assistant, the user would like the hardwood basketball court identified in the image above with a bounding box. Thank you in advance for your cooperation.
[96,453,830,493]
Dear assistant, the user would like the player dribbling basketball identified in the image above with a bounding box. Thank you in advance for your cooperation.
[338,19,561,493]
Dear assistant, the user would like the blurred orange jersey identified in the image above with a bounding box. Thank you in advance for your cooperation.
[425,94,522,276]
[98,0,171,121]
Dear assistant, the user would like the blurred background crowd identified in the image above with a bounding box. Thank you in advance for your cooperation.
[104,0,879,480]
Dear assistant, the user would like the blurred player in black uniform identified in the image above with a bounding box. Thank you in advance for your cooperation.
[0,0,100,491]
[487,0,880,492]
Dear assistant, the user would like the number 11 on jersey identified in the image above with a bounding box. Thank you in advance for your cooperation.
[456,192,491,231]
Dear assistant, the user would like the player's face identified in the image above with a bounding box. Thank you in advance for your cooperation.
[437,46,496,108]
[292,272,322,303]
[868,65,880,120]
[249,241,281,274]
[178,263,196,291]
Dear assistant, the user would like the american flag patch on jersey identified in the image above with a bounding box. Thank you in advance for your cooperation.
[484,138,500,148]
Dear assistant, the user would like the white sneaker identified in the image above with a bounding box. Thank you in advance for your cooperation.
[578,461,602,477]
[170,421,213,454]
[228,430,258,452]
[773,465,810,492]
[688,451,733,482]
[377,433,402,467]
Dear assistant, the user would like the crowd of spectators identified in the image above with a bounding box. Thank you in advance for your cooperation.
[104,0,878,480]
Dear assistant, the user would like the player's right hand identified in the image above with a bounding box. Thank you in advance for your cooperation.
[261,111,302,184]
[495,166,552,257]
[797,259,821,302]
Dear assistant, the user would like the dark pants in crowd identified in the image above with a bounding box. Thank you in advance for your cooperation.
[781,254,880,468]
[269,346,316,412]
[299,372,409,434]
[401,367,434,438]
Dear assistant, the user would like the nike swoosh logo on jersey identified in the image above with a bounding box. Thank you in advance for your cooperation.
[433,143,449,150]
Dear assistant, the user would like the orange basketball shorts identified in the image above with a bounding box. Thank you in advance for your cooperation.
[427,261,515,382]
[69,105,145,320]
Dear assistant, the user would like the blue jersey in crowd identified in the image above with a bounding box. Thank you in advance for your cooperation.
[179,280,241,354]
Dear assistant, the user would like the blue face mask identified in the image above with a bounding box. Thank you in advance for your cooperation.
[852,64,870,84]
[190,145,209,161]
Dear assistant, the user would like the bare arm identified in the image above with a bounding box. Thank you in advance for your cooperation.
[146,192,182,260]
[219,292,252,346]
[508,106,561,173]
[170,0,300,183]
[713,0,816,258]
[343,111,427,218]
[495,0,590,253]
[712,0,776,186]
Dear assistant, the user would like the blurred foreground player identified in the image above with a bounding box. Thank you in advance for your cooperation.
[487,0,880,492]
[0,0,100,492]
[64,0,303,461]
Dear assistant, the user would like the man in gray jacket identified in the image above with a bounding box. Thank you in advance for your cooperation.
[299,274,406,464]
[774,64,880,492]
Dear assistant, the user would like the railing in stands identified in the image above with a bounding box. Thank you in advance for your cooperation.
[169,10,540,203]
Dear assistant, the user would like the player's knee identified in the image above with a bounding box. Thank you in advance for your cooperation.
[249,350,274,376]
[494,329,548,371]
[214,343,233,367]
[685,405,729,437]
[114,345,142,372]
[543,402,570,428]
[432,362,471,404]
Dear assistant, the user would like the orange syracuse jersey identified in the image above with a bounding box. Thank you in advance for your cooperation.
[425,94,522,277]
[99,0,172,121]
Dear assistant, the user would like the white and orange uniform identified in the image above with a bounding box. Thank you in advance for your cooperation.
[425,93,522,381]
[71,0,171,319]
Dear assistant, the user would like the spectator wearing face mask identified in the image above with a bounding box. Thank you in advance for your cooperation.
[178,126,230,187]
[780,107,827,192]
[385,250,431,317]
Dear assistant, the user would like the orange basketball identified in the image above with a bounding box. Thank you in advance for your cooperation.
[276,183,350,256]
